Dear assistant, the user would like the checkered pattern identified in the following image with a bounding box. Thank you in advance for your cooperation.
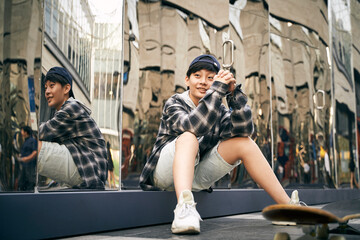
[39,98,108,189]
[139,81,253,191]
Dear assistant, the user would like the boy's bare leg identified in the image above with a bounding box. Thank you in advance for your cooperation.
[173,132,198,200]
[218,137,290,204]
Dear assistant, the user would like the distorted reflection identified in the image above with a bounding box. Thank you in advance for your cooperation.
[331,0,357,188]
[0,0,42,192]
[352,0,360,189]
[270,0,333,188]
[38,0,123,190]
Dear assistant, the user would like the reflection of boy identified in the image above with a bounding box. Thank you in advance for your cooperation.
[18,126,37,190]
[140,55,298,234]
[38,67,108,189]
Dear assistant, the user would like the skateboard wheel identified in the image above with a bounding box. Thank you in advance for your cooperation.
[329,236,346,240]
[302,225,315,235]
[273,232,290,240]
[316,224,329,239]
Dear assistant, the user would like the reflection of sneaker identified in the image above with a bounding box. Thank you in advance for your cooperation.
[47,180,59,188]
[272,190,307,226]
[171,190,202,234]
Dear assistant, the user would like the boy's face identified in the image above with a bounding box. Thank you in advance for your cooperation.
[44,80,71,111]
[21,129,28,139]
[185,69,216,106]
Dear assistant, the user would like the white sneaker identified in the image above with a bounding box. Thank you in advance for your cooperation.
[289,190,307,206]
[171,190,202,234]
[289,190,300,205]
[272,190,307,226]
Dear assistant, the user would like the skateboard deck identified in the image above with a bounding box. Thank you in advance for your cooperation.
[262,199,360,236]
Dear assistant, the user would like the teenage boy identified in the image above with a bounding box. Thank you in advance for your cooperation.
[140,54,300,234]
[38,67,107,189]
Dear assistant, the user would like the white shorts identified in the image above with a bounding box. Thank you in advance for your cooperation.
[38,141,83,187]
[153,138,240,191]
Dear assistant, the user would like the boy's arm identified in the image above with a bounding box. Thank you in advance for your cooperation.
[219,84,254,138]
[20,150,37,163]
[165,81,228,136]
[39,104,79,141]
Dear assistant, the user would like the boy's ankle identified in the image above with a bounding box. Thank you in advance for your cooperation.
[178,190,195,205]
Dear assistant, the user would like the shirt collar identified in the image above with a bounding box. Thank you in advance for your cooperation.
[179,90,197,109]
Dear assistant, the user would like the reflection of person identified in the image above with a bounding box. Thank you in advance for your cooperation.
[18,126,37,191]
[38,67,108,189]
[107,142,116,188]
[121,128,133,180]
[297,145,310,184]
[320,145,335,188]
[349,157,359,189]
[140,55,300,234]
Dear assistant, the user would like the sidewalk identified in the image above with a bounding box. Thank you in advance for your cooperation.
[62,207,360,240]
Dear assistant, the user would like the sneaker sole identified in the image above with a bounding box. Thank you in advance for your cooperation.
[171,226,200,234]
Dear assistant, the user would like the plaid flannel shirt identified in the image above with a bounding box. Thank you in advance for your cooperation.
[39,97,108,189]
[139,81,254,191]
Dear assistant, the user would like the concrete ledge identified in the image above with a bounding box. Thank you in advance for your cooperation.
[0,189,359,239]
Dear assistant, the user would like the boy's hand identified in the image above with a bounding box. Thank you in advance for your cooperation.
[214,69,236,93]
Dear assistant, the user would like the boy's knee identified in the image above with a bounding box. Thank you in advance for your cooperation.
[177,132,198,147]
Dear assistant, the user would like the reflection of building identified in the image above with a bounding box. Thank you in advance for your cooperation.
[92,22,123,181]
[43,0,93,106]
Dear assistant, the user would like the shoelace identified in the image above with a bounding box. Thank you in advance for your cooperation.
[289,199,308,206]
[177,203,203,221]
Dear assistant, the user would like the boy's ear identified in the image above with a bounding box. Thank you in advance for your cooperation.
[64,84,71,96]
[185,76,190,87]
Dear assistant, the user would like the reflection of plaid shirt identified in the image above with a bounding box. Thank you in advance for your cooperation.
[39,97,108,189]
[140,81,254,191]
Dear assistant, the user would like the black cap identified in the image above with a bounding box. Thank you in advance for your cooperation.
[188,54,220,73]
[45,67,75,98]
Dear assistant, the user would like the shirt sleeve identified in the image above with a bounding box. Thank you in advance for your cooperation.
[218,84,254,138]
[38,102,80,142]
[163,81,229,136]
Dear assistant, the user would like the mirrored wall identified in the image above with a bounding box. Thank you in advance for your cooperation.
[120,0,359,190]
[0,0,42,192]
[0,0,359,193]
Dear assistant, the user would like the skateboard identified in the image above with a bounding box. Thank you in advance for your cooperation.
[262,199,360,239]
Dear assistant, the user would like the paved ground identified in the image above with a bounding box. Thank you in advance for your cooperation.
[62,206,360,240]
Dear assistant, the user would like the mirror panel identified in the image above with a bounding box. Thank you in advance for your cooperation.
[331,0,358,188]
[38,0,123,190]
[121,0,229,189]
[351,0,360,189]
[0,0,42,192]
[270,0,333,188]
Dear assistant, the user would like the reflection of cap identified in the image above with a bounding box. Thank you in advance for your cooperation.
[188,54,220,73]
[45,67,75,98]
